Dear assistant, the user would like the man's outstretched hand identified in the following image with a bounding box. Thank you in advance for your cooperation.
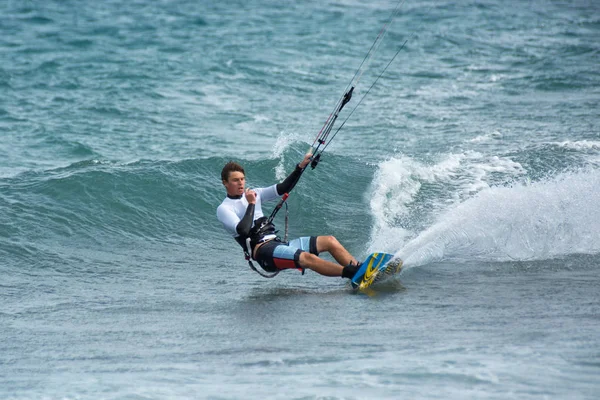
[299,153,312,169]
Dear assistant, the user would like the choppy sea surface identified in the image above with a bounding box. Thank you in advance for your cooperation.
[1,1,599,399]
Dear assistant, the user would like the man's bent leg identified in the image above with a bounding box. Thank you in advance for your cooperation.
[316,236,358,266]
[298,252,344,277]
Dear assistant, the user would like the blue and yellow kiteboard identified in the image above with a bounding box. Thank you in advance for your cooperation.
[351,252,403,292]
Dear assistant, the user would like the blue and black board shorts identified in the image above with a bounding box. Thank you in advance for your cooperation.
[255,236,319,272]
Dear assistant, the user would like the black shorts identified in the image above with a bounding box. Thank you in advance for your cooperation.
[254,236,319,273]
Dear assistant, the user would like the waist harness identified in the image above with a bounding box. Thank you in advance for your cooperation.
[235,216,280,278]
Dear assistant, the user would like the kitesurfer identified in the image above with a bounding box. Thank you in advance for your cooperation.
[217,154,362,279]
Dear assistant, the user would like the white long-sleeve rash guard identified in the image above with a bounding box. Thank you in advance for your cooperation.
[216,184,279,238]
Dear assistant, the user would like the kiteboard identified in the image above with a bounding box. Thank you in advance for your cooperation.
[351,252,403,292]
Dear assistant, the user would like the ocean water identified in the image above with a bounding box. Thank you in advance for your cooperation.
[1,0,599,399]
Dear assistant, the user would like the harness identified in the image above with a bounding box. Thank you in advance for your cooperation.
[238,194,291,278]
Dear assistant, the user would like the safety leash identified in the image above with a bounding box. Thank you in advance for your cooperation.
[245,255,280,278]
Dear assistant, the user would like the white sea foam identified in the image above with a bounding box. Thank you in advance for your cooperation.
[550,140,600,152]
[271,130,307,180]
[367,151,526,253]
[200,84,242,112]
[395,170,600,268]
[469,130,503,143]
[253,114,271,123]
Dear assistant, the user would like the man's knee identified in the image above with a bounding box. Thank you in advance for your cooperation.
[318,235,340,252]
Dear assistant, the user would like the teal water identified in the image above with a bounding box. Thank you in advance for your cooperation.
[1,1,599,399]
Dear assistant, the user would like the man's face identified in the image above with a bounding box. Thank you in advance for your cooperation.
[223,171,245,197]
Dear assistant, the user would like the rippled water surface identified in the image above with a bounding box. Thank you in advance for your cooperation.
[1,1,599,399]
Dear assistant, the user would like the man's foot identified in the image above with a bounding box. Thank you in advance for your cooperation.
[342,261,362,279]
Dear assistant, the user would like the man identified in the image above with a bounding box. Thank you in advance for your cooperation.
[217,154,362,279]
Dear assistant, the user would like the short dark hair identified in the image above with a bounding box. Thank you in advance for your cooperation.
[221,161,245,182]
